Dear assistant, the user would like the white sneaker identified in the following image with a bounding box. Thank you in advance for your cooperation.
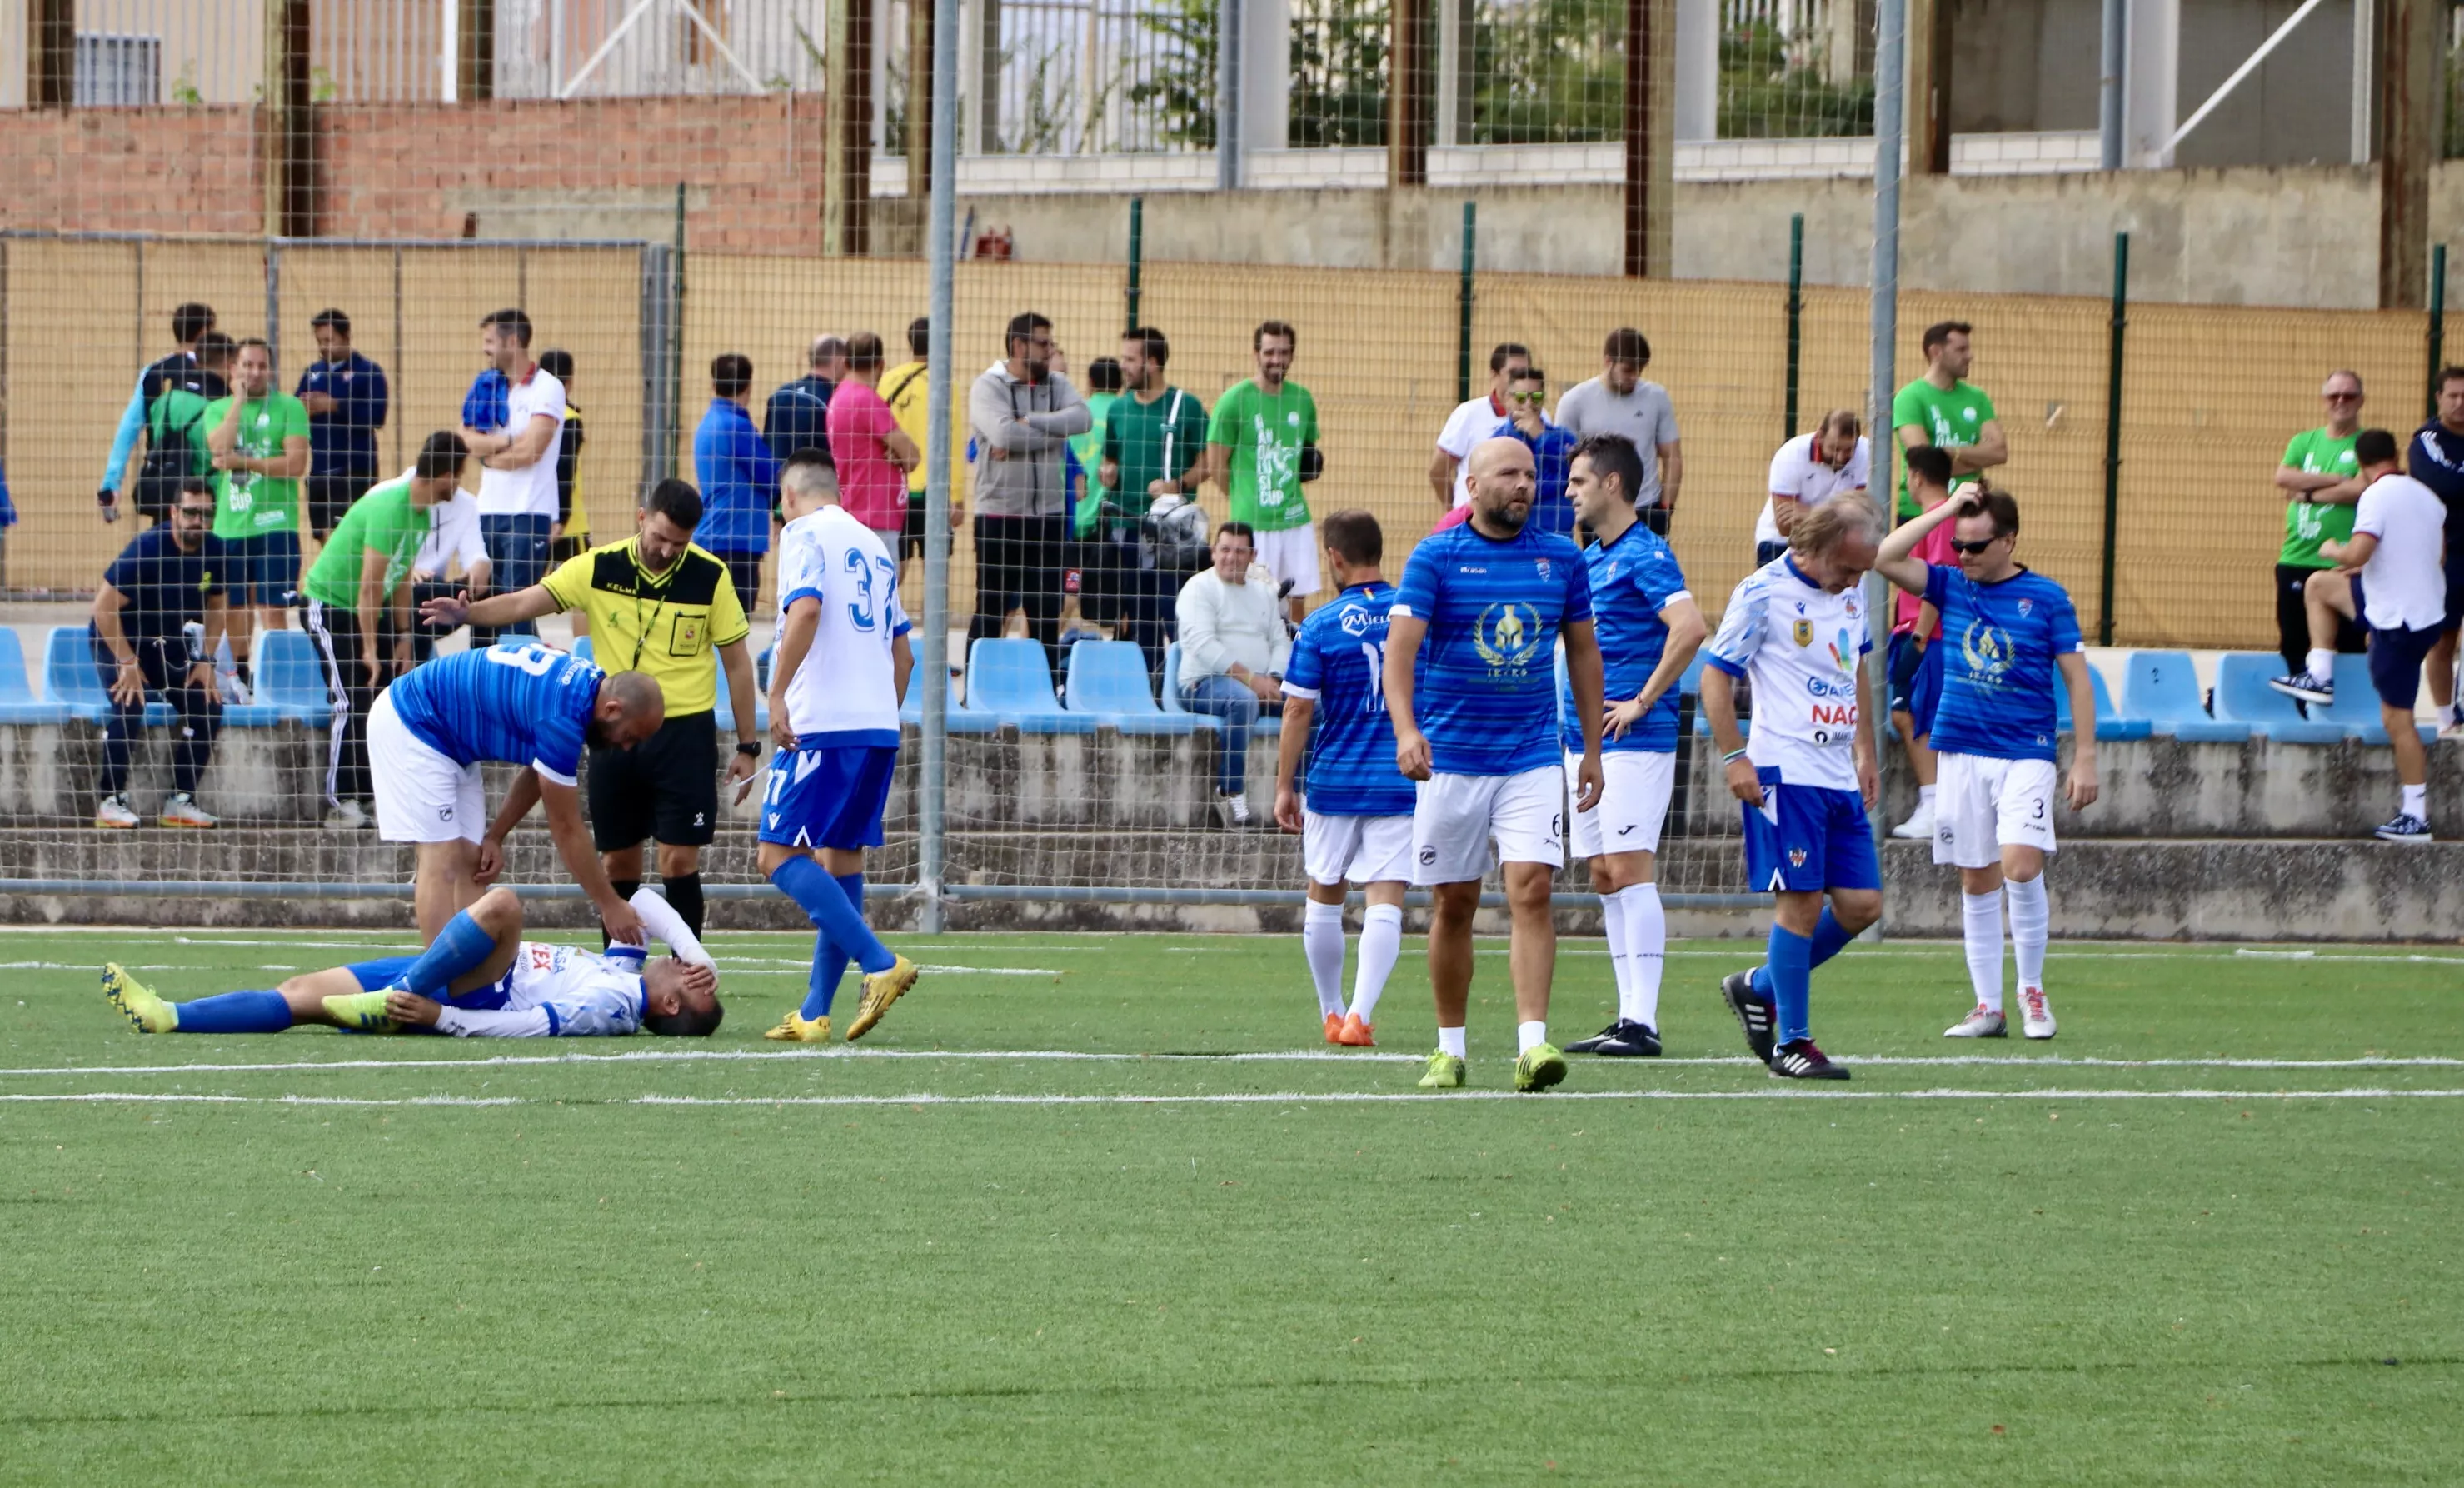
[1212,791,1255,830]
[2440,705,2464,740]
[94,793,140,830]
[323,800,370,831]
[1943,1004,2007,1038]
[2018,985,2057,1040]
[1889,801,1935,840]
[159,792,218,829]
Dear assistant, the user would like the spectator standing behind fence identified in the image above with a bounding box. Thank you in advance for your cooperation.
[1176,522,1289,830]
[1203,320,1323,622]
[400,467,491,666]
[880,317,949,593]
[825,332,922,556]
[1758,411,1871,567]
[1431,365,1577,537]
[696,353,786,618]
[297,432,464,833]
[202,337,310,681]
[100,302,222,524]
[766,335,846,465]
[1555,328,1683,535]
[1892,320,2007,518]
[1431,342,1532,510]
[540,348,591,570]
[2402,368,2464,736]
[2267,371,2368,681]
[457,308,566,645]
[969,312,1090,677]
[91,478,227,831]
[120,332,235,532]
[1095,327,1212,677]
[296,309,390,541]
[1887,445,1958,842]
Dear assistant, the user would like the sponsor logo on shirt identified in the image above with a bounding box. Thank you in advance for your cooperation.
[1338,607,1373,637]
[1473,603,1543,669]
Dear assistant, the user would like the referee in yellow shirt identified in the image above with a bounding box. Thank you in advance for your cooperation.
[423,478,760,937]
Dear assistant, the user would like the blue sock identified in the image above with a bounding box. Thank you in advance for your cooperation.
[1808,908,1854,970]
[172,991,292,1034]
[801,931,851,1019]
[401,910,498,999]
[771,856,894,975]
[1763,924,1813,1047]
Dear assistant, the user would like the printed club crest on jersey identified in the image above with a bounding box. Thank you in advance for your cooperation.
[1961,619,2014,684]
[1792,618,1813,647]
[1474,602,1543,668]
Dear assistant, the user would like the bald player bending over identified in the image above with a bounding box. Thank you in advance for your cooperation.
[102,886,721,1038]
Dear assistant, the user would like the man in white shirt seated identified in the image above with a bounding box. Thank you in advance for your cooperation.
[102,886,721,1039]
[1175,521,1292,829]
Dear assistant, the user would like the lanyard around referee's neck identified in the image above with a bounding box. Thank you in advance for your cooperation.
[626,538,677,674]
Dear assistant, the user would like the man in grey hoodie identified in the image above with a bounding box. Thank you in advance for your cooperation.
[969,312,1090,676]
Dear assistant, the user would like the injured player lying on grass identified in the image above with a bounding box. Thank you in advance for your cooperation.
[100,886,722,1039]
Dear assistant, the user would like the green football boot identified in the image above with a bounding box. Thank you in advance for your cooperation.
[1513,1041,1569,1093]
[322,989,398,1034]
[1416,1051,1467,1090]
[102,964,177,1034]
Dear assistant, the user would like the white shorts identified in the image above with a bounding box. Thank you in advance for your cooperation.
[1252,524,1321,602]
[1304,811,1415,886]
[368,689,486,845]
[1931,751,2058,867]
[1410,766,1566,886]
[1567,749,1677,859]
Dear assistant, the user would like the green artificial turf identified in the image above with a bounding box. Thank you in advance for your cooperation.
[2,927,2459,1485]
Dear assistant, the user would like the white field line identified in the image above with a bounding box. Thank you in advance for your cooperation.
[5,1087,2462,1108]
[3,1050,2459,1080]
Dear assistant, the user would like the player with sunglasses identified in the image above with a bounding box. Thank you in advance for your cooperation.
[1873,486,2099,1043]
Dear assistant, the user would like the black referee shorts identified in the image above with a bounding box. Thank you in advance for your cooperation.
[587,707,720,852]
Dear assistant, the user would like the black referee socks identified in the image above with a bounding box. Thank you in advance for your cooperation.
[663,873,706,940]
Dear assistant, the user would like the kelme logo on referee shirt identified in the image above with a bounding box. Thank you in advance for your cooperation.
[1473,603,1542,667]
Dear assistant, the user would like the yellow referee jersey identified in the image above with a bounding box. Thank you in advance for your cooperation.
[541,537,750,717]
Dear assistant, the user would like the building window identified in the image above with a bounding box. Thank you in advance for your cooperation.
[76,33,162,107]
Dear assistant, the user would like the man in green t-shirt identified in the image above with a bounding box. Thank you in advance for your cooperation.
[2269,370,2369,676]
[297,432,466,830]
[1093,327,1212,676]
[1891,321,2006,518]
[202,337,312,672]
[1204,319,1323,620]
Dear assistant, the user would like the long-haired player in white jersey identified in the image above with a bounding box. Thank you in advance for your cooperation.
[754,448,921,1043]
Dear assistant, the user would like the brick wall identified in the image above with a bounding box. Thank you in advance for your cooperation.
[0,107,265,237]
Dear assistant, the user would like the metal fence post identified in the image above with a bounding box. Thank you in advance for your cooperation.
[2427,242,2448,420]
[669,182,686,484]
[1125,196,1144,332]
[638,243,673,502]
[2099,230,2129,647]
[1456,200,1476,407]
[1784,212,1803,443]
[918,0,964,935]
[263,242,282,377]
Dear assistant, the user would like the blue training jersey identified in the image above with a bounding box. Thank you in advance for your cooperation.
[1282,581,1414,817]
[1559,522,1691,756]
[1922,564,2082,764]
[1393,521,1593,777]
[388,642,606,786]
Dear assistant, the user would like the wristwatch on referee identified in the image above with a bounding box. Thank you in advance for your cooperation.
[736,742,761,758]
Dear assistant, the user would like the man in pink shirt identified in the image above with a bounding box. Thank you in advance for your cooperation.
[822,331,921,549]
[1888,444,1959,841]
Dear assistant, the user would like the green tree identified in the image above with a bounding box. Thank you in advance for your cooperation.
[1472,0,1620,144]
[1718,22,1872,138]
[1289,0,1388,147]
[1128,0,1217,149]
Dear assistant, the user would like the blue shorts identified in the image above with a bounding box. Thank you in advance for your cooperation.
[2367,622,2445,711]
[1741,771,1882,895]
[1888,632,1943,737]
[229,530,302,607]
[342,955,511,1010]
[757,742,898,851]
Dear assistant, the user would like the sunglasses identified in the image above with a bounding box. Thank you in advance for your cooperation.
[1949,537,2003,556]
[1507,390,1544,404]
[2324,392,2362,402]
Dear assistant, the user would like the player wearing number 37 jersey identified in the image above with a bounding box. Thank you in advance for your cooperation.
[756,451,922,1046]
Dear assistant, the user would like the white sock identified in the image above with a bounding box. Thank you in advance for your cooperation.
[1349,904,1403,1024]
[2307,648,2334,681]
[1438,1025,1467,1059]
[1918,784,1938,810]
[2402,783,2427,819]
[2007,874,2050,991]
[1614,882,1666,1027]
[1517,1019,1548,1054]
[1962,888,2005,1012]
[1302,900,1348,1018]
[1599,893,1634,1004]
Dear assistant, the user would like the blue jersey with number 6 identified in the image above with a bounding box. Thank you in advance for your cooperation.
[387,643,605,785]
[1281,581,1414,817]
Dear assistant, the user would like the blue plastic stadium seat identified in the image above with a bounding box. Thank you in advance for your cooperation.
[571,635,595,663]
[1159,641,1276,738]
[43,625,117,725]
[0,629,72,724]
[964,637,1098,734]
[2212,653,2349,744]
[711,650,768,734]
[251,630,334,726]
[2122,651,2251,743]
[2053,663,2152,741]
[899,684,1002,734]
[2322,652,2438,746]
[1678,651,1708,698]
[1065,640,1208,736]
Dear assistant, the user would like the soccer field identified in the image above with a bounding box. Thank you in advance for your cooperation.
[3,926,2459,1486]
